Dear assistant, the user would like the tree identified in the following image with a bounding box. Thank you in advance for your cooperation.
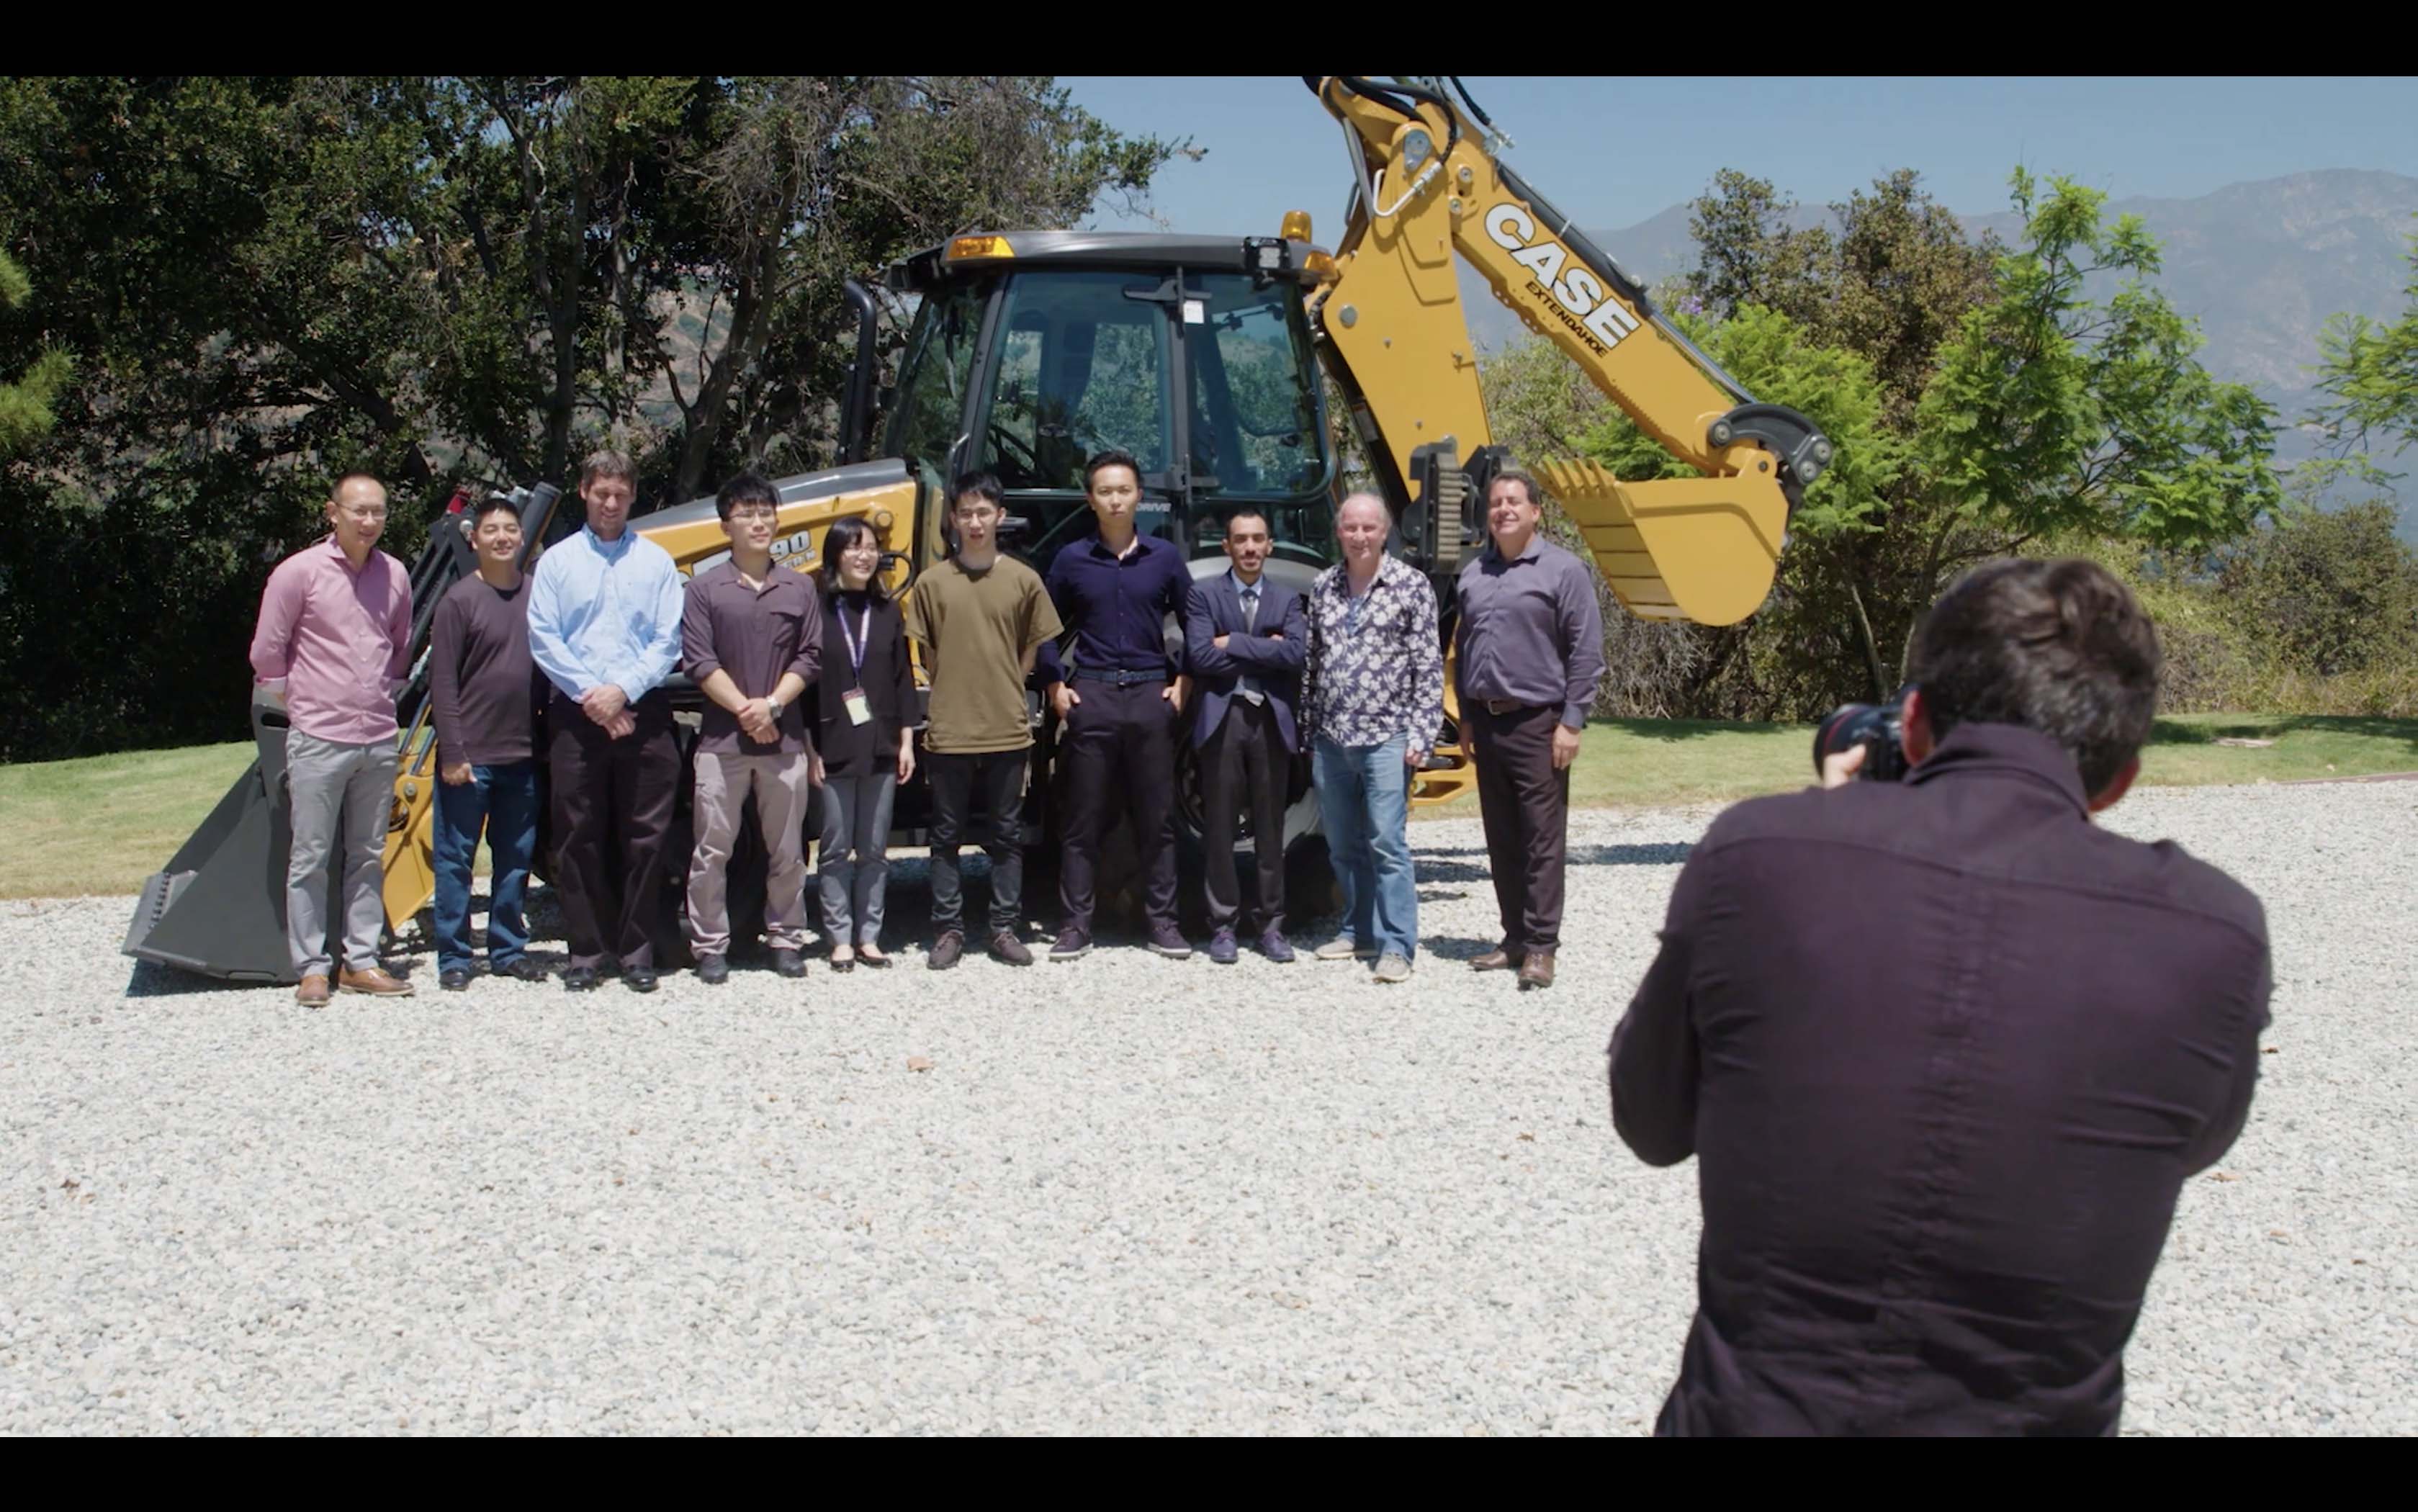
[0,248,68,455]
[662,77,1170,497]
[1517,166,2283,719]
[0,75,1169,761]
[2313,215,2418,461]
[2216,499,2418,678]
[1921,169,2278,557]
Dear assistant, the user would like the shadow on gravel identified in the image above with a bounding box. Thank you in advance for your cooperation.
[1417,842,1694,869]
[122,959,262,998]
[114,847,1522,995]
[1423,935,1502,961]
[1416,857,1493,884]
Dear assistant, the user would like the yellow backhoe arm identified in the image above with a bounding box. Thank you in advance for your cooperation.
[1303,76,1832,625]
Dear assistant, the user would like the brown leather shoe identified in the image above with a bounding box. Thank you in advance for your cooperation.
[1517,950,1556,989]
[295,973,331,1007]
[337,966,415,997]
[1470,946,1518,972]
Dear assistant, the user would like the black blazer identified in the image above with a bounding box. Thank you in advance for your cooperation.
[812,591,914,777]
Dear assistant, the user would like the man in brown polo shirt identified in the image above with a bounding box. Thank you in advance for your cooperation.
[680,471,823,983]
[1455,468,1605,989]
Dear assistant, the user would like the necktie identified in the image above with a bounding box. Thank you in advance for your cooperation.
[1239,584,1264,706]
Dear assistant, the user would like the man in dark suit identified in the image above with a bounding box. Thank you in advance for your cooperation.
[1183,508,1308,965]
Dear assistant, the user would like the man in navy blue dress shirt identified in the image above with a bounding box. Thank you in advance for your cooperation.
[1040,450,1194,962]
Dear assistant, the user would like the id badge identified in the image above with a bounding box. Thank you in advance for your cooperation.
[842,688,873,726]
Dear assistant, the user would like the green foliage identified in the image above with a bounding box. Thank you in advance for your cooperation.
[2216,500,2418,678]
[1920,169,2280,552]
[0,76,1168,761]
[2312,216,2418,459]
[2046,521,2418,719]
[0,248,70,456]
[1584,305,1902,540]
[1486,165,2293,719]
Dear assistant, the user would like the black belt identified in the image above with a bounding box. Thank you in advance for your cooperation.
[1479,697,1545,716]
[1071,667,1167,687]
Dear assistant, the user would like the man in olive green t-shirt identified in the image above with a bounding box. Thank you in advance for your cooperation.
[904,472,1064,969]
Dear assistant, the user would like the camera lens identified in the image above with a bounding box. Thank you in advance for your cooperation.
[1813,703,1885,775]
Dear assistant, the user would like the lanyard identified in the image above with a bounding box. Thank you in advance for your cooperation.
[836,599,873,687]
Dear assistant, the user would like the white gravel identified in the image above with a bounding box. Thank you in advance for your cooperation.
[1,780,2412,1435]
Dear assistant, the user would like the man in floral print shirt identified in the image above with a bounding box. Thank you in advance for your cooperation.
[1301,492,1444,984]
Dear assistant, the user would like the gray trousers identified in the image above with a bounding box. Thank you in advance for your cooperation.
[817,770,898,947]
[687,750,813,956]
[285,732,397,978]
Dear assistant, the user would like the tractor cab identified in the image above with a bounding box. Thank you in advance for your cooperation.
[875,231,1340,576]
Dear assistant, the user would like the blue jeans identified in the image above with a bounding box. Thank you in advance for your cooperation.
[433,760,540,972]
[1313,734,1417,961]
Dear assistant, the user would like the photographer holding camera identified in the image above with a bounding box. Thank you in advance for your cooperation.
[1608,557,2273,1436]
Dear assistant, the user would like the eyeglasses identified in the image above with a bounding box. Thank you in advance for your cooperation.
[727,505,780,521]
[338,508,389,521]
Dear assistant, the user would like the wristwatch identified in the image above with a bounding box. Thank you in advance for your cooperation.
[765,694,786,717]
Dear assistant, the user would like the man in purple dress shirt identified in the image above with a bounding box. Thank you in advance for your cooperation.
[1609,559,2272,1436]
[248,471,416,1006]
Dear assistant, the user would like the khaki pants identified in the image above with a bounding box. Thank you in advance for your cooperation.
[686,750,812,956]
[284,732,397,978]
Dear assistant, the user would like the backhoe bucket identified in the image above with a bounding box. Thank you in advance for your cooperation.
[1534,458,1789,627]
[122,693,323,984]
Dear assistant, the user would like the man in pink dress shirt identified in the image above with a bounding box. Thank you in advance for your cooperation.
[248,471,417,1005]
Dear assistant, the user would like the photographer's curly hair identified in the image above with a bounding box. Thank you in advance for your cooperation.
[1911,558,2163,796]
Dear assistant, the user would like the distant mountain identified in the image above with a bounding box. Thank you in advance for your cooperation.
[1457,170,2418,534]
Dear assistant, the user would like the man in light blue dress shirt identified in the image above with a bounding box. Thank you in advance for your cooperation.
[526,449,687,994]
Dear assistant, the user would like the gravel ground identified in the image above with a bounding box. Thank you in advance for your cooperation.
[1,781,2412,1435]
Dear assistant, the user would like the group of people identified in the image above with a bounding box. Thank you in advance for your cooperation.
[248,446,1604,1000]
[249,451,2273,1437]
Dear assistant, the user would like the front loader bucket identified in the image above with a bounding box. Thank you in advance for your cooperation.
[1534,458,1789,627]
[122,693,319,984]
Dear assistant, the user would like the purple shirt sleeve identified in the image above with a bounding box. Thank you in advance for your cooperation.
[2179,945,2273,1176]
[1559,556,1606,729]
[681,577,721,687]
[430,593,468,770]
[249,557,303,683]
[385,557,413,683]
[1609,837,1714,1167]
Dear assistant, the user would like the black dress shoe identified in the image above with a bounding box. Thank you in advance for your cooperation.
[696,954,729,986]
[439,968,472,992]
[625,966,660,994]
[496,958,549,983]
[771,948,807,979]
[562,966,600,993]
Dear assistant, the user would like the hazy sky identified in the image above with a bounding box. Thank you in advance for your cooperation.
[1061,76,2418,236]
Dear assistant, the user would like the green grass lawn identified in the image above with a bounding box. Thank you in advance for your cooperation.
[1419,711,2418,818]
[4,714,2414,899]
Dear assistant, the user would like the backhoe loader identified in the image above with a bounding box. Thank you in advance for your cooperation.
[126,75,1827,983]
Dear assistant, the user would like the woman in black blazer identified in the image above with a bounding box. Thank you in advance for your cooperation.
[812,517,918,968]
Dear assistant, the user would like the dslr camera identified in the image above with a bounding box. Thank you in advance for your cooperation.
[1812,687,1913,783]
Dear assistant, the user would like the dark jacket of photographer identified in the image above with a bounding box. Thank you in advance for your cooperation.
[1609,721,2270,1436]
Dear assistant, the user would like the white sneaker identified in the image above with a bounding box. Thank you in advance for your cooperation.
[1372,953,1413,984]
[1314,937,1367,962]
